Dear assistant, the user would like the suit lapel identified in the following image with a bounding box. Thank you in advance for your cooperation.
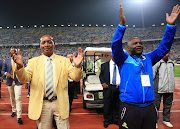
[37,55,45,86]
[54,54,61,88]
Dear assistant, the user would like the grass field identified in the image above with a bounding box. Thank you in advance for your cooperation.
[175,65,180,77]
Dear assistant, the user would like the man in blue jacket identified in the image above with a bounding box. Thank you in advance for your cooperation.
[2,48,23,124]
[111,3,179,129]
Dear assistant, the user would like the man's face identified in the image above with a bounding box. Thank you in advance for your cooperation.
[10,48,17,57]
[127,37,143,57]
[40,35,55,57]
[67,54,73,63]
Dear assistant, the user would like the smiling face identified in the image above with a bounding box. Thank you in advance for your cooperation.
[40,35,55,57]
[127,37,143,58]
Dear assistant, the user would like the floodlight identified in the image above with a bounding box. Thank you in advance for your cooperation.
[126,25,128,27]
[68,25,70,27]
[110,25,113,27]
[61,25,64,27]
[48,25,51,27]
[7,26,10,29]
[133,25,135,27]
[89,24,91,27]
[0,27,2,29]
[96,24,98,27]
[161,23,164,26]
[54,24,57,27]
[82,24,84,27]
[14,26,16,28]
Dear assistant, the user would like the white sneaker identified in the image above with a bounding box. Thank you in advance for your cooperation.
[156,123,158,128]
[162,121,173,128]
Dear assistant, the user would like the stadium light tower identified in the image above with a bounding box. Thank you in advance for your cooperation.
[136,0,145,28]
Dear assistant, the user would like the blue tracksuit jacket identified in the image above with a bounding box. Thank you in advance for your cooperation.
[111,24,177,107]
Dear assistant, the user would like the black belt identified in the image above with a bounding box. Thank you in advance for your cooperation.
[43,96,57,101]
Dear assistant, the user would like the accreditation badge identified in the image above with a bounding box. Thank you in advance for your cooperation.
[141,75,151,87]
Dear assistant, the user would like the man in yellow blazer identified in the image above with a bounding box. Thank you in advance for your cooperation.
[13,35,83,129]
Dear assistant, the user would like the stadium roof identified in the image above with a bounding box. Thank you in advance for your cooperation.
[0,0,179,28]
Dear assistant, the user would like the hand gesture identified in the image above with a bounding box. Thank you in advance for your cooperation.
[6,73,13,78]
[0,77,3,82]
[73,47,84,68]
[12,49,24,69]
[102,83,108,88]
[119,3,126,26]
[166,4,180,25]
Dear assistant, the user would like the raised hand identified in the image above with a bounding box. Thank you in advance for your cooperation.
[12,49,24,69]
[119,3,126,26]
[73,47,84,68]
[166,4,180,25]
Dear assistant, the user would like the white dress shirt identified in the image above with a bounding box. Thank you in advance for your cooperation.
[109,59,120,85]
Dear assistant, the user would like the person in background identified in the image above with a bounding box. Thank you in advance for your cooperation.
[67,54,77,113]
[99,56,120,128]
[153,51,175,128]
[111,3,179,129]
[13,35,83,129]
[1,47,23,124]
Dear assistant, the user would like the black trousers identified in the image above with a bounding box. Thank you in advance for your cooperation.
[103,85,120,124]
[154,93,173,122]
[119,102,157,129]
[68,81,76,112]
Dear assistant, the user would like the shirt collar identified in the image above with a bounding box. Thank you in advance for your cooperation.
[43,53,55,61]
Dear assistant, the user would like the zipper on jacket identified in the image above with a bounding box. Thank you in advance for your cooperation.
[124,78,129,96]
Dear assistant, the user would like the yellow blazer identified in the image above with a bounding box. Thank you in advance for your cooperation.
[15,54,82,120]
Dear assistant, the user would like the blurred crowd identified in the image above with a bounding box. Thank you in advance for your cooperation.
[0,25,180,62]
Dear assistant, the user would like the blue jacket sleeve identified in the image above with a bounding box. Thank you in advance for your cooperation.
[111,24,128,66]
[147,24,177,66]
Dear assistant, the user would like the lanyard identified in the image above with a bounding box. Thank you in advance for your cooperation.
[131,55,147,75]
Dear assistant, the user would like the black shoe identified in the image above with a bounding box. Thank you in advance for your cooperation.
[104,121,109,128]
[11,112,16,117]
[17,118,23,124]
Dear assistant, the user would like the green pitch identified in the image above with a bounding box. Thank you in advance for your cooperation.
[175,65,180,77]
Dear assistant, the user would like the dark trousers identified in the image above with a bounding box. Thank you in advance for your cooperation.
[103,85,120,124]
[154,93,173,122]
[68,81,76,112]
[119,102,157,129]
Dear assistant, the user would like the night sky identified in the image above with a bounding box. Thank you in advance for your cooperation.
[0,0,179,28]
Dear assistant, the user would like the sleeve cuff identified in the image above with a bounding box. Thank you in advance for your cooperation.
[118,24,126,28]
[167,24,177,27]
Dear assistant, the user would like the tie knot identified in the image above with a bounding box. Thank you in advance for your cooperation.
[47,58,52,61]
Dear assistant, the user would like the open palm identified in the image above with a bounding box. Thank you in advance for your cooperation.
[12,49,24,69]
[73,47,84,68]
[166,4,180,25]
